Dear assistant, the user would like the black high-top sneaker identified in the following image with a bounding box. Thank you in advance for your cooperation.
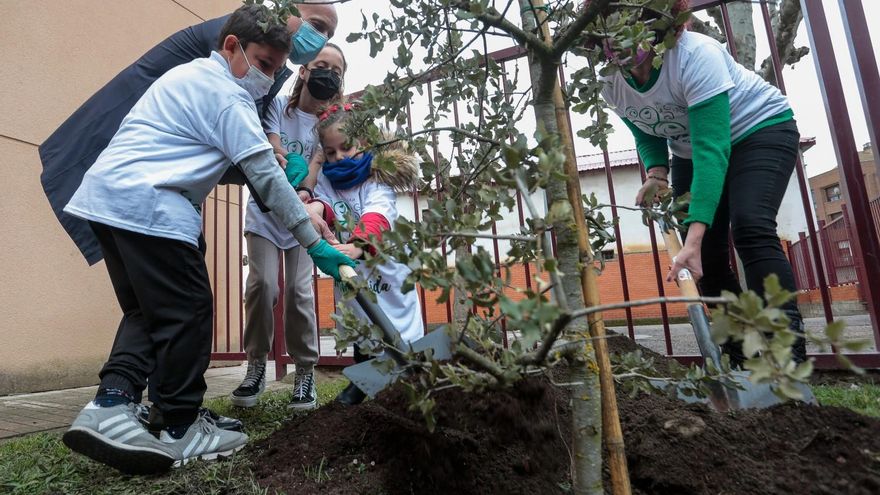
[230,361,266,408]
[289,369,317,410]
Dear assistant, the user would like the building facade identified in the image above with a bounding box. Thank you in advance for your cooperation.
[808,143,879,225]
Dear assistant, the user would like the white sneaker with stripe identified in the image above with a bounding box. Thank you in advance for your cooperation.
[63,401,176,475]
[159,411,248,467]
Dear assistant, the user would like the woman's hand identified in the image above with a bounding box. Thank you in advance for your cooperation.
[335,243,364,260]
[635,169,670,207]
[275,151,288,169]
[667,222,706,282]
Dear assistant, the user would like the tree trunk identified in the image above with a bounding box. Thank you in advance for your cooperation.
[453,244,471,326]
[726,2,757,70]
[517,2,613,494]
[688,15,726,44]
[759,0,807,84]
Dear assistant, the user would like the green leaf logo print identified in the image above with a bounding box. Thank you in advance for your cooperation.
[279,132,310,158]
[625,104,690,143]
[332,201,360,228]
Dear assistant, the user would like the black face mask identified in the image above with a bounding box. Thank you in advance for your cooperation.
[306,68,341,101]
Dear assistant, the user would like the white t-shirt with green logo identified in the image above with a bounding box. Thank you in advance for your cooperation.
[65,52,272,247]
[243,99,318,249]
[601,31,790,159]
[314,176,425,345]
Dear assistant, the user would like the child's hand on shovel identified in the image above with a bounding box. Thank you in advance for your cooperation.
[307,240,357,281]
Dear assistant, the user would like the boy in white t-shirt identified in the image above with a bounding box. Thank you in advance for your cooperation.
[308,102,425,406]
[60,5,354,475]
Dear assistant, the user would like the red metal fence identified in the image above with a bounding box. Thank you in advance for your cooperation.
[789,197,880,291]
[207,0,880,376]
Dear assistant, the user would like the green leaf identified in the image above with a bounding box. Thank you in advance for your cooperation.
[777,380,806,401]
[742,330,764,359]
[790,360,814,381]
[824,320,845,341]
[763,274,794,308]
[710,315,733,345]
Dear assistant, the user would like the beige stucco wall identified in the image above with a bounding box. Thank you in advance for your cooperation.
[0,0,241,395]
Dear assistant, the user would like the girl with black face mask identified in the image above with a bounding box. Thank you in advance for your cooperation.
[233,43,347,412]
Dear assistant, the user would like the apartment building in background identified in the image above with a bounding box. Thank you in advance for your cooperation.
[809,143,880,225]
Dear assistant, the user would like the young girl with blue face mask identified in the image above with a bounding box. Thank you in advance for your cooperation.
[233,43,347,412]
[308,101,425,406]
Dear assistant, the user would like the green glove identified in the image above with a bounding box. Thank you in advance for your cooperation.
[285,152,309,188]
[306,239,357,281]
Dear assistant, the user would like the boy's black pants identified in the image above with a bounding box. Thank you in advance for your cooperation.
[671,119,806,365]
[90,221,213,426]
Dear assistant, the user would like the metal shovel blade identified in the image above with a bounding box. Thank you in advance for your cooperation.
[342,327,455,398]
[652,371,817,412]
[343,356,406,398]
[408,326,454,360]
[655,220,817,411]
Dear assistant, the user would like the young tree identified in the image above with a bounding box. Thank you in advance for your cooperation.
[247,1,864,493]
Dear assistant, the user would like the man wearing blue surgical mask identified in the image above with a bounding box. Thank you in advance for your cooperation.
[40,1,338,266]
[39,1,338,434]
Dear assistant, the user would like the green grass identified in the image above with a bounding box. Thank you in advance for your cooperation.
[814,383,880,418]
[3,379,876,494]
[0,379,347,495]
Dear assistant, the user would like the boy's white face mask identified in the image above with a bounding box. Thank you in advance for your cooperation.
[232,42,274,100]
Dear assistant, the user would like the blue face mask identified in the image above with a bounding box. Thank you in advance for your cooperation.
[289,21,328,65]
[323,152,373,190]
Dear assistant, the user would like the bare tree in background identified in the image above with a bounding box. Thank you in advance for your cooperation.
[688,0,809,85]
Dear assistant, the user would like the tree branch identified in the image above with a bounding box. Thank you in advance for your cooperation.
[551,0,613,59]
[456,344,505,385]
[436,232,539,242]
[759,0,807,84]
[370,126,502,151]
[456,1,553,57]
[688,15,726,44]
[518,296,728,366]
[570,296,728,320]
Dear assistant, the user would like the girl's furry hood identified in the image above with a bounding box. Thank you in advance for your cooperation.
[370,139,421,192]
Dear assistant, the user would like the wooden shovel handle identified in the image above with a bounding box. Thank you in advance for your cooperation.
[659,225,701,301]
[339,264,358,282]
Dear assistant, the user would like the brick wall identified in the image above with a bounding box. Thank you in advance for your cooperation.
[313,250,690,329]
[796,283,862,304]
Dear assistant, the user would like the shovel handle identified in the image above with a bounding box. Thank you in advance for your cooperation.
[658,222,701,302]
[337,263,408,366]
[339,264,358,282]
[658,221,724,367]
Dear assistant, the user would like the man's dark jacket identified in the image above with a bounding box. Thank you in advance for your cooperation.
[39,15,293,265]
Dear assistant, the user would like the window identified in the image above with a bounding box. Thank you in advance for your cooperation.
[825,184,841,202]
[601,249,616,261]
[837,240,853,263]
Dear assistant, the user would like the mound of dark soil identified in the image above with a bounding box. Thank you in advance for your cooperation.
[252,377,572,494]
[252,335,880,495]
